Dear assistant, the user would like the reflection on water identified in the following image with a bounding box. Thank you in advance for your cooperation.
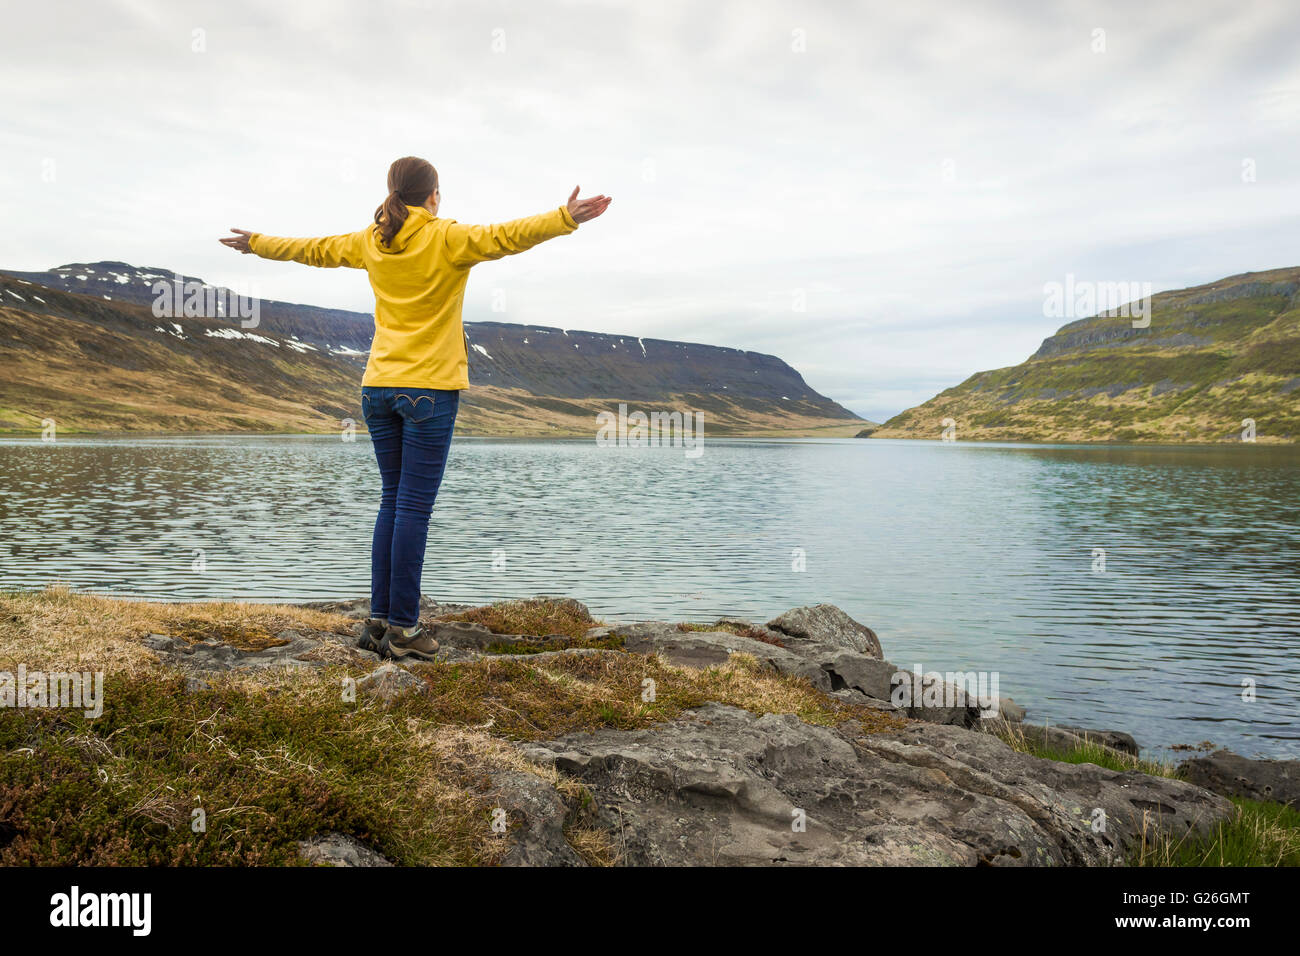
[1,435,1297,758]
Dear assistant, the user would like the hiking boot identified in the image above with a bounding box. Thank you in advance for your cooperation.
[358,618,388,654]
[384,623,439,661]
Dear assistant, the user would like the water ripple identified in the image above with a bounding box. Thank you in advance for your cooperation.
[0,436,1297,757]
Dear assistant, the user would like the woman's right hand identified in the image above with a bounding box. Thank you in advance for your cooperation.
[566,187,612,224]
[219,228,254,254]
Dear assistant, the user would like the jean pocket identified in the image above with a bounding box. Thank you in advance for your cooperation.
[360,392,372,417]
[396,392,439,424]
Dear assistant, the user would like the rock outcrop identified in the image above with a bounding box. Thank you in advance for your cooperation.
[138,601,1119,743]
[522,703,1230,866]
[589,617,985,727]
[1178,750,1300,807]
[142,627,372,672]
[134,596,1250,866]
[486,771,586,867]
[766,604,884,658]
[356,662,429,703]
[298,833,392,867]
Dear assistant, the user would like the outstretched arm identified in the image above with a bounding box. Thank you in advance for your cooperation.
[219,229,365,269]
[444,186,612,268]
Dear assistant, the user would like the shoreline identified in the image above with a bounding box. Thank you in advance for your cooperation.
[3,427,1298,446]
[1,587,1295,866]
[0,422,868,440]
[3,584,1294,761]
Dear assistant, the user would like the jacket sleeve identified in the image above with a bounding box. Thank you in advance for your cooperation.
[248,230,367,269]
[443,206,578,268]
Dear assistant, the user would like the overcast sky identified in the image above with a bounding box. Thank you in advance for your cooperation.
[2,0,1298,421]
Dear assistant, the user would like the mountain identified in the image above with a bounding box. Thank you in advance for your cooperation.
[870,267,1300,443]
[0,262,861,436]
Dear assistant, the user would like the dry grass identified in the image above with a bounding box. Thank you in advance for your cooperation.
[565,824,621,866]
[397,649,903,742]
[0,586,352,673]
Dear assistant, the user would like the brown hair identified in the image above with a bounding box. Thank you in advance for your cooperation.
[373,156,439,245]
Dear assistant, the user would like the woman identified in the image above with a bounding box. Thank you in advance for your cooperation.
[220,156,611,660]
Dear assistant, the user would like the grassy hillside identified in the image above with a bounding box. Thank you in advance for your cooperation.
[0,271,858,437]
[871,267,1300,443]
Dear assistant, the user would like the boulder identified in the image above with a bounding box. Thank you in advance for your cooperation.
[1178,750,1300,807]
[815,649,898,699]
[356,662,428,703]
[886,666,987,727]
[298,833,392,867]
[988,720,1139,759]
[1058,726,1139,757]
[809,654,982,726]
[766,604,884,658]
[998,697,1027,722]
[604,622,830,690]
[521,703,1231,866]
[828,688,898,711]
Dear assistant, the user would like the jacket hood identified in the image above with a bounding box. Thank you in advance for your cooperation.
[376,206,435,254]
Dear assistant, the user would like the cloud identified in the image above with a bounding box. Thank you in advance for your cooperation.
[1,0,1297,422]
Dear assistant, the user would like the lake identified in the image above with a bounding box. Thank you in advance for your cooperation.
[1,434,1297,759]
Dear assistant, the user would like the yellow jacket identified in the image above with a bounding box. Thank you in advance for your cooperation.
[249,205,579,389]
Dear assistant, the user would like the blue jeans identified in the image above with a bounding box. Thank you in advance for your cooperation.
[361,386,460,627]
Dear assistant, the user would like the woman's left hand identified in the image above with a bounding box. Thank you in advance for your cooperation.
[219,228,254,254]
[566,187,612,224]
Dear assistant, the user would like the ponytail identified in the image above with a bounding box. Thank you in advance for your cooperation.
[373,156,439,246]
[374,190,409,246]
